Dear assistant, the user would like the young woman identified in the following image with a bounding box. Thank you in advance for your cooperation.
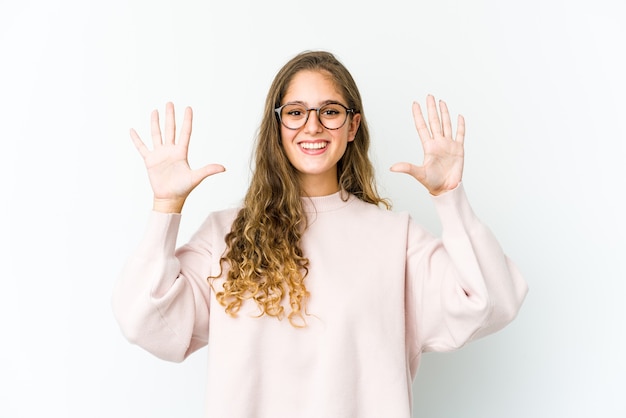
[112,50,527,417]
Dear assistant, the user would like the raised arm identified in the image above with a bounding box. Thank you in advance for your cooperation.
[395,96,527,356]
[112,103,226,361]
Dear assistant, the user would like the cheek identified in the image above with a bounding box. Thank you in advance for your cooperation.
[279,129,299,162]
[338,128,354,143]
[280,127,295,145]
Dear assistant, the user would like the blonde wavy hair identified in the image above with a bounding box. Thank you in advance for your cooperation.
[210,50,390,326]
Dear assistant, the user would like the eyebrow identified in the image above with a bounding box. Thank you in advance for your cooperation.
[283,99,346,107]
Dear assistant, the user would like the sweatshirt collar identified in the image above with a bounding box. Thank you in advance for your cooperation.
[301,190,355,213]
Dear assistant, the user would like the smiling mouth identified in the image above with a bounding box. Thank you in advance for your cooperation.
[299,142,328,150]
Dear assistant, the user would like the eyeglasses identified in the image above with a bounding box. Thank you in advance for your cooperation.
[274,102,355,130]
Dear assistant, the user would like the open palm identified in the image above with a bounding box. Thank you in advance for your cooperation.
[130,102,225,211]
[391,95,465,195]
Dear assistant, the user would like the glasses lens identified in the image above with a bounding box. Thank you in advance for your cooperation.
[280,104,307,129]
[319,104,347,130]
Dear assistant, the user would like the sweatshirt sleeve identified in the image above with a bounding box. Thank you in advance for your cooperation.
[406,183,528,354]
[111,211,215,362]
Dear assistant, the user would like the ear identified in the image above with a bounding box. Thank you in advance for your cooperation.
[347,113,361,142]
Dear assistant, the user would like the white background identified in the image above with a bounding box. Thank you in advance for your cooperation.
[1,0,625,417]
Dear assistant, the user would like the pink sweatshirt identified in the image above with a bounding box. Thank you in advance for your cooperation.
[112,184,527,418]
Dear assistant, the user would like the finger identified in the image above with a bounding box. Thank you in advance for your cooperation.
[455,114,466,144]
[389,162,426,182]
[439,100,453,139]
[165,102,176,144]
[130,128,149,158]
[192,164,226,183]
[411,102,431,145]
[178,106,193,148]
[150,109,163,148]
[426,95,442,137]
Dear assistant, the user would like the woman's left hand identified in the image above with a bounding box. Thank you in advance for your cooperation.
[390,95,465,195]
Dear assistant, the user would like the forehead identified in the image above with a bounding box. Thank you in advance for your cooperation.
[283,70,345,104]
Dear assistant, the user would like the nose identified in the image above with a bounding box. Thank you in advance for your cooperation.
[303,108,323,133]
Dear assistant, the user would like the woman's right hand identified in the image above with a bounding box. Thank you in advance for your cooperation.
[130,102,226,213]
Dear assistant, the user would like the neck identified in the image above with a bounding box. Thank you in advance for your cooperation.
[299,173,340,197]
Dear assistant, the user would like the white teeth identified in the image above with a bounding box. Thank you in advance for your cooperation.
[300,142,327,150]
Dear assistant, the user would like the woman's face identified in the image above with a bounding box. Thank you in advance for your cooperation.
[279,70,360,196]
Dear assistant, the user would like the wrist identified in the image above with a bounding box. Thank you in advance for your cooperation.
[429,181,462,197]
[152,197,186,213]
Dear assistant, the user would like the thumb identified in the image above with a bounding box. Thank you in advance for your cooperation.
[192,164,226,184]
[390,162,425,182]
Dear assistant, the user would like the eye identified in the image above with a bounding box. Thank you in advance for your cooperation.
[283,104,306,118]
[321,105,343,118]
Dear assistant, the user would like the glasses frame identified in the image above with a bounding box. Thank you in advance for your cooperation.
[274,101,356,131]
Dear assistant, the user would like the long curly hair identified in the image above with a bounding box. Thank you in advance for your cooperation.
[210,50,390,326]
